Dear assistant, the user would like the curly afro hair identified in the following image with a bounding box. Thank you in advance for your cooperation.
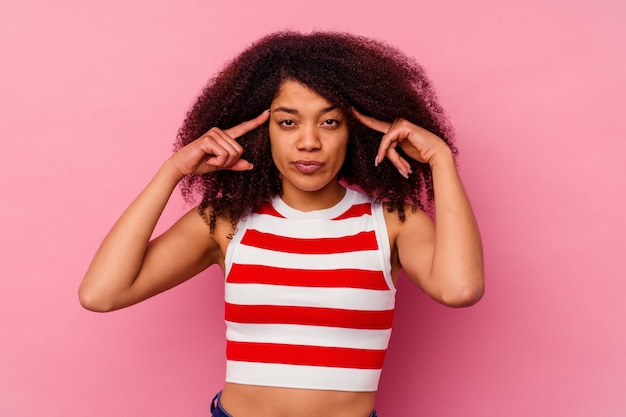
[175,31,457,231]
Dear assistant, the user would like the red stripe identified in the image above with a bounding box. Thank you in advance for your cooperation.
[332,203,372,220]
[227,341,386,369]
[227,264,389,290]
[225,303,394,330]
[241,230,378,254]
[253,202,284,218]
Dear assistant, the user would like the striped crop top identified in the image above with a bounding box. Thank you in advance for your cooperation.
[223,188,396,392]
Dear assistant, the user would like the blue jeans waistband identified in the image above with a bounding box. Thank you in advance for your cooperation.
[211,392,233,417]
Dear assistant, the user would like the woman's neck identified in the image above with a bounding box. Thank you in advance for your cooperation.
[279,180,346,212]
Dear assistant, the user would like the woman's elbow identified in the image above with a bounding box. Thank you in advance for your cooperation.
[78,284,115,313]
[440,279,484,308]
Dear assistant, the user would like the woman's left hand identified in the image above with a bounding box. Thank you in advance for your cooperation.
[352,109,451,178]
[354,109,483,307]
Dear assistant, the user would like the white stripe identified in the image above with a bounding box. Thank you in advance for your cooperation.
[226,322,392,350]
[226,361,380,392]
[248,214,374,239]
[370,200,396,292]
[270,188,366,220]
[225,283,395,311]
[232,245,385,270]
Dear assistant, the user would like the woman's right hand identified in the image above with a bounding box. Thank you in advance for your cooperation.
[170,110,270,177]
[79,110,269,312]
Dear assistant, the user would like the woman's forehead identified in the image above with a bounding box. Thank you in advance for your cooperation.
[271,80,339,113]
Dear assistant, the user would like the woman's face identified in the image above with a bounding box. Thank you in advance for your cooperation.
[268,80,349,210]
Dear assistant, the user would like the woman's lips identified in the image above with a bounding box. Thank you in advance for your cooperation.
[293,160,323,174]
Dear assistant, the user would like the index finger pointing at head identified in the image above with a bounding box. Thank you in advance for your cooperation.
[352,108,391,134]
[224,110,270,139]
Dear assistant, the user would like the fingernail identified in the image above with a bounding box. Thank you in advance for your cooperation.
[374,156,379,167]
[398,168,408,179]
[264,109,270,113]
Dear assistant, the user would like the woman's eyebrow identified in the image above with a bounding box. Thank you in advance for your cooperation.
[271,105,338,115]
[272,106,298,114]
[319,105,338,115]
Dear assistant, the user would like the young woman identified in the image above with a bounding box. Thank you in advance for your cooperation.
[79,31,484,417]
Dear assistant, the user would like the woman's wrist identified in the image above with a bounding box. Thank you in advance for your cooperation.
[427,145,454,171]
[160,156,188,184]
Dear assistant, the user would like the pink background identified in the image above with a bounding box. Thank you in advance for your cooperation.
[1,0,625,416]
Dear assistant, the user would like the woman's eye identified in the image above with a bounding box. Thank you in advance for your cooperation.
[279,119,295,127]
[323,119,340,127]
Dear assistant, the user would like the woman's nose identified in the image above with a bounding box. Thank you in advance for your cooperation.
[296,125,321,151]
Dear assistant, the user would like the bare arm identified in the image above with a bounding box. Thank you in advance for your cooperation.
[79,111,270,312]
[354,110,484,307]
[78,161,216,312]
